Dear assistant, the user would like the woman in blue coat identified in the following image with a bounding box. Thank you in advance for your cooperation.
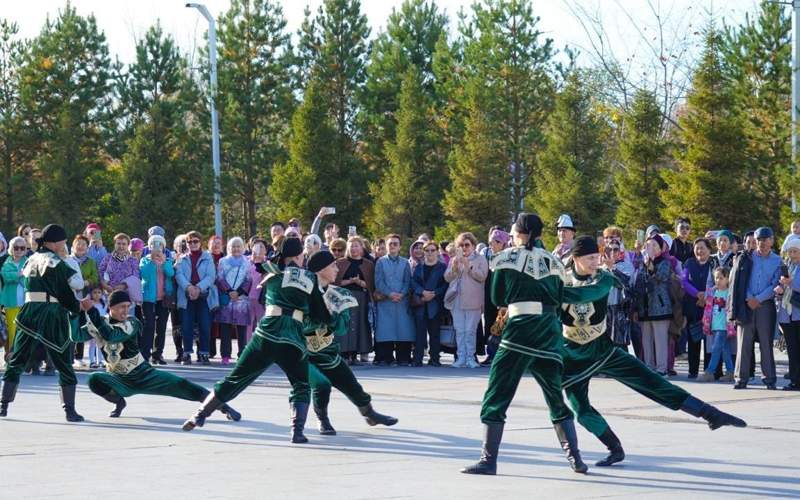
[411,240,448,366]
[374,234,416,366]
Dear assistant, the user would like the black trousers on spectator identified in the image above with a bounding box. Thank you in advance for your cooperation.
[414,313,441,363]
[688,334,710,376]
[375,341,412,365]
[142,300,169,360]
[781,321,800,385]
[221,323,247,359]
[170,307,183,358]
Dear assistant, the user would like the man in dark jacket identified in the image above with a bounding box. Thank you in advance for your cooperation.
[728,227,780,390]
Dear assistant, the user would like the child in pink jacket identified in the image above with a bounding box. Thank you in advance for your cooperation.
[700,267,736,382]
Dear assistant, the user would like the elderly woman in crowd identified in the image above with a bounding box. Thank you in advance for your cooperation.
[479,229,509,365]
[408,240,425,274]
[776,237,800,391]
[411,240,448,367]
[681,238,713,379]
[139,234,175,365]
[1,237,28,360]
[638,234,674,375]
[600,229,638,356]
[170,234,188,362]
[336,236,375,365]
[245,239,268,343]
[70,235,99,367]
[304,234,322,262]
[99,234,140,321]
[207,236,225,358]
[176,231,218,365]
[215,237,252,365]
[444,232,488,368]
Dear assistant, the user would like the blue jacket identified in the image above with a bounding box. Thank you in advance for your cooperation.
[140,254,176,303]
[411,261,448,320]
[175,251,219,311]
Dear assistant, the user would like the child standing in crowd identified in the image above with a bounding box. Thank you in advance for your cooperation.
[700,268,735,382]
[88,286,107,369]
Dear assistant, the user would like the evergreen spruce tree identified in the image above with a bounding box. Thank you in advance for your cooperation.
[268,80,336,223]
[531,71,613,247]
[441,79,509,238]
[114,24,209,237]
[661,28,753,233]
[0,19,33,231]
[366,67,441,238]
[18,4,113,234]
[295,0,371,226]
[214,0,295,236]
[441,0,556,239]
[614,89,668,234]
[360,0,447,168]
[723,1,791,229]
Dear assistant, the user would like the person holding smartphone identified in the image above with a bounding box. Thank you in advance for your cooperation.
[84,223,108,264]
[139,235,175,365]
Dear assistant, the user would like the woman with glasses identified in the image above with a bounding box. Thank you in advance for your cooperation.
[335,236,375,365]
[444,232,488,368]
[1,237,29,359]
[70,235,99,367]
[411,240,448,366]
[175,231,219,365]
[373,234,415,366]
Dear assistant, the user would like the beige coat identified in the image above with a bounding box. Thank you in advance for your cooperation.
[444,252,489,311]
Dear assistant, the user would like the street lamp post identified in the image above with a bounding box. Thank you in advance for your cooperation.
[186,2,223,238]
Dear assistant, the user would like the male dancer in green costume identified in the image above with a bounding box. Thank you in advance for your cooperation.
[462,214,616,476]
[183,237,326,443]
[0,224,94,422]
[79,290,240,421]
[560,236,746,466]
[304,250,397,435]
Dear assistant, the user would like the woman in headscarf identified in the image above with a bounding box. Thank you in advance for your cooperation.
[215,237,252,365]
[335,236,375,365]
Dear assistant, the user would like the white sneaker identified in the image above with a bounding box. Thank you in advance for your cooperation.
[466,358,480,369]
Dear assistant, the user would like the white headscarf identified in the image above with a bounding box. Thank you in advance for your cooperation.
[0,232,7,257]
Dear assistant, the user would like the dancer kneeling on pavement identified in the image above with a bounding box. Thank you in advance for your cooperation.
[462,213,616,476]
[305,250,397,435]
[560,236,746,468]
[78,289,240,421]
[183,237,328,444]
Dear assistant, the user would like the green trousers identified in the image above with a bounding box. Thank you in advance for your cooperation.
[87,363,208,401]
[480,315,573,424]
[213,333,310,404]
[3,330,77,386]
[563,343,690,437]
[305,345,371,409]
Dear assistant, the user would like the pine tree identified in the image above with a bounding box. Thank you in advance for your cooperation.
[113,24,210,237]
[366,67,442,238]
[18,4,113,234]
[614,89,668,235]
[444,0,556,236]
[530,71,613,247]
[0,19,33,232]
[441,79,510,238]
[295,0,371,226]
[661,28,752,233]
[360,0,448,168]
[722,1,791,229]
[268,80,336,223]
[214,0,295,237]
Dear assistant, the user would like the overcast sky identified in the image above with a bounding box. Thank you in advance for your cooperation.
[5,0,759,68]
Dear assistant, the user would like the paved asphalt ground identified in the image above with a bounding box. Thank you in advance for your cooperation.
[0,344,798,499]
